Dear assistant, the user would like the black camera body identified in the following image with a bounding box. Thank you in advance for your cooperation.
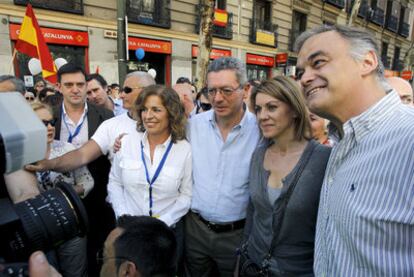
[0,93,88,275]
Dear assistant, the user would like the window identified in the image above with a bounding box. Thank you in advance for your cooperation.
[290,11,307,51]
[392,47,401,71]
[254,0,272,30]
[14,0,83,14]
[127,0,171,28]
[381,42,389,68]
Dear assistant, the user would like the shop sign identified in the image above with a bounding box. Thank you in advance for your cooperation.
[9,23,89,46]
[128,37,172,54]
[256,29,275,47]
[214,9,228,27]
[401,70,412,80]
[191,45,231,59]
[246,53,274,67]
[276,53,288,66]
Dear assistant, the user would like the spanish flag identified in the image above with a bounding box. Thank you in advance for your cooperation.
[15,4,57,83]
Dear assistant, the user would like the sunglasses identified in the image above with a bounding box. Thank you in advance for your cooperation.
[42,119,57,127]
[121,86,143,94]
[26,97,35,101]
[199,102,212,111]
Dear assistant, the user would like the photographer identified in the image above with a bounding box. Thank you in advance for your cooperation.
[0,75,39,203]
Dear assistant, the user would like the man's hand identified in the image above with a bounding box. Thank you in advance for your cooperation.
[25,159,55,173]
[113,133,127,153]
[29,251,62,277]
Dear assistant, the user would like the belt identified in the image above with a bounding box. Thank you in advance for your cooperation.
[193,212,245,233]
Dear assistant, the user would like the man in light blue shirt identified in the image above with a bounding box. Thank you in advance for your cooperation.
[295,25,414,276]
[185,57,260,276]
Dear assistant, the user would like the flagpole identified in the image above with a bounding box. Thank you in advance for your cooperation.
[9,48,17,74]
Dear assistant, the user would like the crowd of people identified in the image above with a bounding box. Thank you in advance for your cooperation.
[1,24,414,277]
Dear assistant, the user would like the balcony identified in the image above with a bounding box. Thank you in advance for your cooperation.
[324,0,345,9]
[357,0,369,18]
[14,0,83,14]
[386,16,399,33]
[249,19,278,48]
[195,7,233,40]
[127,0,171,29]
[399,22,410,38]
[370,8,385,26]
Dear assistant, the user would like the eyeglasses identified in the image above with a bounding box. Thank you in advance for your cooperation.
[25,97,35,101]
[121,86,143,94]
[42,119,57,127]
[207,85,242,97]
[96,248,129,265]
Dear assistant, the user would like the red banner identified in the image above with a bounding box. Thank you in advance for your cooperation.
[128,37,172,54]
[10,23,88,46]
[192,45,231,60]
[246,53,274,67]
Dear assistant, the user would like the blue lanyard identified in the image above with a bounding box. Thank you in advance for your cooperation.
[140,140,173,217]
[61,106,87,143]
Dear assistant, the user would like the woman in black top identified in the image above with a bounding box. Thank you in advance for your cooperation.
[239,76,331,276]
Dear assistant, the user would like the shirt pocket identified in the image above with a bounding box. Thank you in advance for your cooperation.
[119,158,144,187]
[160,165,181,193]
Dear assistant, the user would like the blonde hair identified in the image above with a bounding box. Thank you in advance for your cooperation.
[30,102,53,115]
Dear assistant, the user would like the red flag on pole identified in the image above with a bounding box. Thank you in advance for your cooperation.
[15,4,57,83]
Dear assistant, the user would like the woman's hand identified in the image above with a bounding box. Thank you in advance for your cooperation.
[73,184,85,197]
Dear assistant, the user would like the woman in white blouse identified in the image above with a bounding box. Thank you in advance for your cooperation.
[108,84,192,263]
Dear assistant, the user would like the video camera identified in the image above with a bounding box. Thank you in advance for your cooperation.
[0,93,88,276]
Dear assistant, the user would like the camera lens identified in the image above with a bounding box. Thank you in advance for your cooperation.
[0,182,88,262]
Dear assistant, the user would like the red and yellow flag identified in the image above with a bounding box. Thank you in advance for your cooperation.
[15,4,57,83]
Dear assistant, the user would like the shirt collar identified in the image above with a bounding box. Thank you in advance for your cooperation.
[342,91,401,144]
[208,107,250,132]
[142,131,172,149]
[62,101,88,117]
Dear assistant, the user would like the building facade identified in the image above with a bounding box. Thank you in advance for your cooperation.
[0,0,413,85]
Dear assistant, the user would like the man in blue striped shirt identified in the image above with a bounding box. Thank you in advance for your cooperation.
[295,25,414,276]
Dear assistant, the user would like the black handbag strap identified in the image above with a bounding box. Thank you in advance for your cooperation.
[261,142,316,270]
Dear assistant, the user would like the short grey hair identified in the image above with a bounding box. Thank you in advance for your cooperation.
[294,25,386,86]
[0,75,26,94]
[207,57,247,86]
[125,71,156,87]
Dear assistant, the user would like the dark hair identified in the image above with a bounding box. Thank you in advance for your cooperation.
[0,75,26,94]
[86,73,108,88]
[57,63,86,83]
[43,93,63,113]
[135,85,187,143]
[176,77,191,85]
[110,83,119,89]
[38,87,56,102]
[251,76,311,141]
[114,215,177,277]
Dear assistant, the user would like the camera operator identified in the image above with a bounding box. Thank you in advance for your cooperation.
[0,75,39,203]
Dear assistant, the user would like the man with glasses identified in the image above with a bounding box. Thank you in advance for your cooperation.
[185,57,260,276]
